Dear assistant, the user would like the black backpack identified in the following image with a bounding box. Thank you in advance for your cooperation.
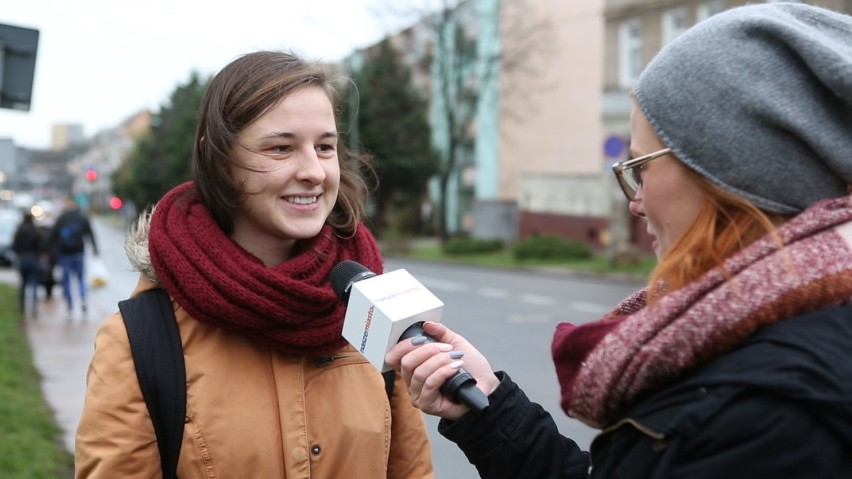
[119,288,395,478]
[57,220,84,253]
[119,289,185,479]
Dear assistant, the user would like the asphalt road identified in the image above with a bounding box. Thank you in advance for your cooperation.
[383,258,643,478]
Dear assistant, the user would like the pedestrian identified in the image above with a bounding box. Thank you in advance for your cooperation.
[12,211,46,317]
[34,222,57,300]
[387,3,852,478]
[75,50,434,478]
[48,196,99,315]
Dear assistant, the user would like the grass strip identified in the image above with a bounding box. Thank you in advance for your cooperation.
[0,284,74,478]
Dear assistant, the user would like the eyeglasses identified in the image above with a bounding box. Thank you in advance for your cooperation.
[611,147,672,201]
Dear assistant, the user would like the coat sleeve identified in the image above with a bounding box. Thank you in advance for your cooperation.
[83,217,99,255]
[75,312,161,479]
[11,227,24,254]
[386,370,436,479]
[438,372,590,479]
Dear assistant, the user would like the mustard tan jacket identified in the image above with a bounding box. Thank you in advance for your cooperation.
[75,277,435,478]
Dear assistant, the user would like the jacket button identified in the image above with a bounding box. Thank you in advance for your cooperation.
[311,445,322,456]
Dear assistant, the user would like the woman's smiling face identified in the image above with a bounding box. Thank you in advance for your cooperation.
[229,86,340,265]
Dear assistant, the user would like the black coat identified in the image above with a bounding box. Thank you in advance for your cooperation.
[439,306,852,478]
[12,221,45,257]
[49,209,98,256]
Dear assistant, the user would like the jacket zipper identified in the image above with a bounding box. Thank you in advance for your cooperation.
[589,417,666,473]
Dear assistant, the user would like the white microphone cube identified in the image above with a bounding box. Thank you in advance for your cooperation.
[341,268,444,371]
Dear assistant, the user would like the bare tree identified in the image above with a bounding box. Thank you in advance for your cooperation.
[370,0,553,242]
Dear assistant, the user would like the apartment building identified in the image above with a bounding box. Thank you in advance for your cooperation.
[350,0,850,246]
[491,0,605,243]
[50,123,85,151]
[349,0,606,241]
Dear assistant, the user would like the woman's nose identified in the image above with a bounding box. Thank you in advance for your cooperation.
[628,196,645,217]
[295,149,325,183]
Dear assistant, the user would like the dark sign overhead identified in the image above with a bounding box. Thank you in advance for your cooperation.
[0,23,39,111]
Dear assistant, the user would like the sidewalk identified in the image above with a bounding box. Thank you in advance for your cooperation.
[0,267,100,453]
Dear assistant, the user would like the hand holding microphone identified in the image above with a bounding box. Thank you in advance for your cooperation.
[331,260,489,414]
[388,321,500,421]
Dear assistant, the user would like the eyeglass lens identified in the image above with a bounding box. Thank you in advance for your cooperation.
[629,168,643,188]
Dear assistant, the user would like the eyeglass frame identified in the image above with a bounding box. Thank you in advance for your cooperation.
[611,147,672,201]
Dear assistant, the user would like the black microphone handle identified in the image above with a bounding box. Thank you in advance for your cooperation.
[398,322,489,414]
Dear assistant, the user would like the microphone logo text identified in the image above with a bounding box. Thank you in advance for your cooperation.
[359,306,375,353]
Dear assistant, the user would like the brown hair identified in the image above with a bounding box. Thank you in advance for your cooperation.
[192,50,370,235]
[647,168,788,301]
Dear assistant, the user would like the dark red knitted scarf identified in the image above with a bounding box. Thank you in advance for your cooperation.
[553,196,852,427]
[148,182,383,356]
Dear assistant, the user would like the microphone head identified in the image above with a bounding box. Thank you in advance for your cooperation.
[330,260,377,303]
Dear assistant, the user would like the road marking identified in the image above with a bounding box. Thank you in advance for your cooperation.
[478,287,509,299]
[520,294,554,306]
[417,276,610,315]
[506,313,552,323]
[416,276,471,292]
[571,301,610,315]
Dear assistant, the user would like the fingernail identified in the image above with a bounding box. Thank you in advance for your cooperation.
[437,343,452,352]
[411,336,428,346]
[449,360,464,369]
[449,351,464,360]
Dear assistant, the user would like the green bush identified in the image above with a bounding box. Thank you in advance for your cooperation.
[442,237,504,255]
[512,235,592,261]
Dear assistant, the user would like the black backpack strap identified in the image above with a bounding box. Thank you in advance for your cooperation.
[119,288,186,479]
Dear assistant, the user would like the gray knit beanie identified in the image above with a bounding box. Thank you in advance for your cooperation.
[634,3,852,214]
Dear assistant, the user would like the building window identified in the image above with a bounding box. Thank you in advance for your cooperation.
[618,18,643,89]
[697,0,726,22]
[662,7,689,45]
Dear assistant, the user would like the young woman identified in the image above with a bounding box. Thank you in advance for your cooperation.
[75,51,434,478]
[386,3,852,478]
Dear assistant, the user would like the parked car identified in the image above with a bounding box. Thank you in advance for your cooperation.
[0,210,19,267]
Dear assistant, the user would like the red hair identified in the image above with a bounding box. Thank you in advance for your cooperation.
[647,169,787,302]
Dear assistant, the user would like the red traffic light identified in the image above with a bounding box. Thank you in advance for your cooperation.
[109,196,123,210]
[85,168,98,182]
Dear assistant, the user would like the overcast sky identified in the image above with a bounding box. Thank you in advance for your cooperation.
[1,0,408,150]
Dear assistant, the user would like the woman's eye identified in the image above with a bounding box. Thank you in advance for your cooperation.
[631,166,645,185]
[271,145,292,154]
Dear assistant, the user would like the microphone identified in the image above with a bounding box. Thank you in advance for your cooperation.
[331,260,488,413]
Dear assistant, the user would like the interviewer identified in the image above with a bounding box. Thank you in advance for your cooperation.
[387,3,852,478]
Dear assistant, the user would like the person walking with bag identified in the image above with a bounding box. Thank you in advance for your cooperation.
[75,50,434,478]
[48,196,99,315]
[387,3,852,478]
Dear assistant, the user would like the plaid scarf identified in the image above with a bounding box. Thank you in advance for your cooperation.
[148,182,383,356]
[553,196,852,427]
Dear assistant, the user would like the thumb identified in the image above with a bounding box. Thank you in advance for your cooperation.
[422,321,450,341]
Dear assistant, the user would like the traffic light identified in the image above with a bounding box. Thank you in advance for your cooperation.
[109,196,123,210]
[85,168,98,182]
